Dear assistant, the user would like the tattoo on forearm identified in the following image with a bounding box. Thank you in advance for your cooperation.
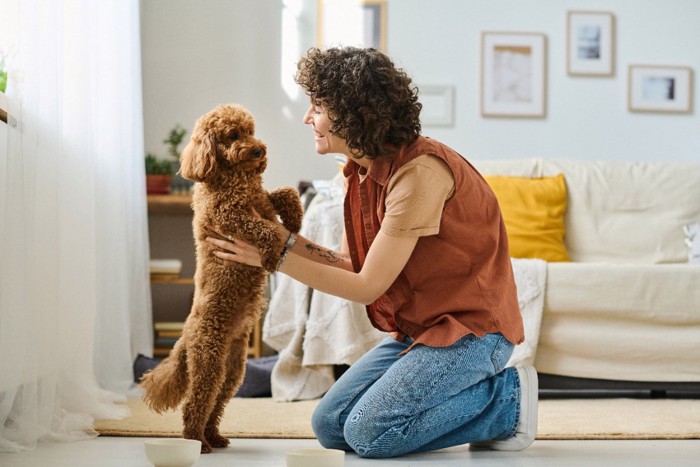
[305,243,346,263]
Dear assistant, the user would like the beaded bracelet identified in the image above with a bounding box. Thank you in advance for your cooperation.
[277,232,298,271]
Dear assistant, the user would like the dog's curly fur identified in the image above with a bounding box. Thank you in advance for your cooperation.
[139,104,303,453]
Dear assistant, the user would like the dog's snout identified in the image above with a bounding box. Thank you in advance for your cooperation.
[252,147,264,158]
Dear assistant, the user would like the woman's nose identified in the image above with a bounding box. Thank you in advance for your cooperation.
[303,106,313,124]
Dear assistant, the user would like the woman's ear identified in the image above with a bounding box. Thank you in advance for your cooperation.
[178,132,217,182]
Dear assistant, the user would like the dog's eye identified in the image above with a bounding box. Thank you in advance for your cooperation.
[228,133,239,141]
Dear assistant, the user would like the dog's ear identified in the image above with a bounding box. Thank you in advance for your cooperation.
[178,133,217,182]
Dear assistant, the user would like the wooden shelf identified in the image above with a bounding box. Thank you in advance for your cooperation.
[147,193,263,360]
[0,91,7,124]
[150,273,194,285]
[147,194,193,216]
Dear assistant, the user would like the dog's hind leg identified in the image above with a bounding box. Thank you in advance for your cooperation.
[203,336,250,448]
[181,332,228,453]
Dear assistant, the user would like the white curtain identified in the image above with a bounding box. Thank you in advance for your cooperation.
[0,0,153,452]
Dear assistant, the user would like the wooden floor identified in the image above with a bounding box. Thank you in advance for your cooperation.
[2,437,699,466]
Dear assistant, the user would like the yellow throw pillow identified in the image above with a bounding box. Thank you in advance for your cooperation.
[484,174,570,262]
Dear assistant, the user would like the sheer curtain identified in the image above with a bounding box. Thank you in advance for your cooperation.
[0,0,152,452]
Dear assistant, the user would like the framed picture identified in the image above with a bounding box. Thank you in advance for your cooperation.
[628,65,693,113]
[481,32,547,118]
[567,11,615,76]
[317,0,387,53]
[419,85,454,126]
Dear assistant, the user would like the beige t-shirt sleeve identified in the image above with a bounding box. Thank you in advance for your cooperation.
[381,154,456,238]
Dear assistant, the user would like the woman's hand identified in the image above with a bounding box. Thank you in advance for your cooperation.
[206,210,291,268]
[206,225,264,268]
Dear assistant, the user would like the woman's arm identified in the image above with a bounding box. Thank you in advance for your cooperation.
[280,231,417,304]
[206,229,417,305]
[295,233,354,272]
[208,223,355,272]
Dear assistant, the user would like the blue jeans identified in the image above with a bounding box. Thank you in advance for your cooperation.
[311,333,521,458]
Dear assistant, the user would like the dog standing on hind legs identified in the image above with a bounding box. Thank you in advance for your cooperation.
[140,104,303,453]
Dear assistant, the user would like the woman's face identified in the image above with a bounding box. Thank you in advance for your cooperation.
[303,101,351,157]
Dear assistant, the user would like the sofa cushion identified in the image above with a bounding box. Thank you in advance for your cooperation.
[540,159,700,264]
[471,157,542,178]
[538,262,700,381]
[484,174,570,262]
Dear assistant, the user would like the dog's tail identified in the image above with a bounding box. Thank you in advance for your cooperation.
[139,341,189,413]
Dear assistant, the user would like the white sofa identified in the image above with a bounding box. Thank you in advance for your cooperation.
[473,158,700,390]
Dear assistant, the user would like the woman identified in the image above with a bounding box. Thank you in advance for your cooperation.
[206,46,537,459]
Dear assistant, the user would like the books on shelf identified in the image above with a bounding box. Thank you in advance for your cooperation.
[149,259,183,275]
[154,322,184,336]
[153,321,184,358]
[151,320,262,359]
[150,258,190,283]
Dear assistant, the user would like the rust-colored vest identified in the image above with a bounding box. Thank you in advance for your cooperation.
[343,136,524,350]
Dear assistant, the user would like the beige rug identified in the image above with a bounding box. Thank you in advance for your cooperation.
[94,397,700,440]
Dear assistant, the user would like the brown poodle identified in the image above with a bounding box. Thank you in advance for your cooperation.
[140,103,303,453]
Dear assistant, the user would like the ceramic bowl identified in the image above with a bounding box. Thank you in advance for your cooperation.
[286,448,345,467]
[144,438,201,467]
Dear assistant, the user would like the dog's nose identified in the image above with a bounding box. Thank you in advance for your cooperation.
[252,148,263,158]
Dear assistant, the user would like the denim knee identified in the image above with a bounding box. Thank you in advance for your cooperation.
[311,403,345,449]
[343,411,399,458]
[343,416,374,457]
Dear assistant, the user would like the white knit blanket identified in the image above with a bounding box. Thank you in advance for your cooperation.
[263,182,386,402]
[264,181,547,400]
[507,257,548,367]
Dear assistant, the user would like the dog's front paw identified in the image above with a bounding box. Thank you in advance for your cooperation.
[270,187,303,234]
[260,247,280,273]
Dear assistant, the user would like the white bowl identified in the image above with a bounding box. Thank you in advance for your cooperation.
[144,438,202,467]
[286,448,345,467]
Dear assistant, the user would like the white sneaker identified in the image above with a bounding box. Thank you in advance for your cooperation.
[470,364,538,451]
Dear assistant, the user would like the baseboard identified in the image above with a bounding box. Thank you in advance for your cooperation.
[539,373,700,399]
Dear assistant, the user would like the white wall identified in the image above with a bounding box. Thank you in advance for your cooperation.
[141,0,332,191]
[141,0,700,190]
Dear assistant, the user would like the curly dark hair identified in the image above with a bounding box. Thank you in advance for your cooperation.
[295,47,422,159]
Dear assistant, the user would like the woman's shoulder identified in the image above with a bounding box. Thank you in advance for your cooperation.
[389,154,455,198]
[404,153,451,173]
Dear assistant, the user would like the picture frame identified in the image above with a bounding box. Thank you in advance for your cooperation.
[317,0,387,53]
[481,32,547,118]
[419,85,454,126]
[567,11,615,77]
[628,65,693,114]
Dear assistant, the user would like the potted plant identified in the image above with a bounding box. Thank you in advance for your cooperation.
[145,124,187,194]
[145,152,175,194]
[0,50,7,94]
[164,124,187,160]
